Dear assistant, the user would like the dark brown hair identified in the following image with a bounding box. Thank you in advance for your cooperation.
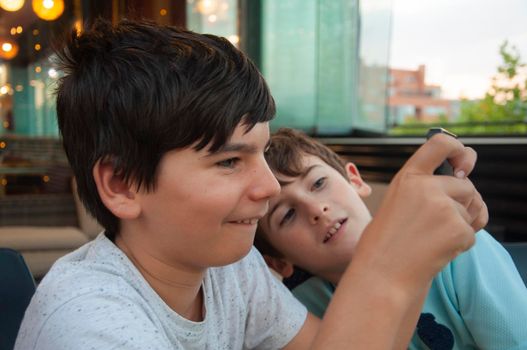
[55,19,275,235]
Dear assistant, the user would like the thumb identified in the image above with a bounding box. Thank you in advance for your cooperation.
[402,133,466,176]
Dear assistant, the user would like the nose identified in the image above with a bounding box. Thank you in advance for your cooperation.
[309,204,329,225]
[248,158,280,201]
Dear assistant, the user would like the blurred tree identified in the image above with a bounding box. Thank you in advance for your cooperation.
[455,41,527,135]
[390,41,527,136]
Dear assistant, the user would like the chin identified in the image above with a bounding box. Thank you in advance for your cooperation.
[210,241,254,267]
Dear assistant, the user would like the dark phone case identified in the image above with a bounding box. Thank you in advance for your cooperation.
[426,128,456,176]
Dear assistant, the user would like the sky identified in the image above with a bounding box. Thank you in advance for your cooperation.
[389,0,527,100]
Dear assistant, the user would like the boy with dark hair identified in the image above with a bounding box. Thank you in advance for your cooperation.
[256,128,527,349]
[16,19,486,349]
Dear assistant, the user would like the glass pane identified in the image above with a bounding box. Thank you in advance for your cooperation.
[259,0,391,135]
[261,0,317,132]
[316,0,360,134]
[357,0,392,133]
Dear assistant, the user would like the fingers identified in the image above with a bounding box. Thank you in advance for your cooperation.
[438,176,476,205]
[438,176,489,232]
[450,146,477,178]
[466,190,489,231]
[403,133,467,175]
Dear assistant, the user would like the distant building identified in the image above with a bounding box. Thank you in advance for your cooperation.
[388,65,456,125]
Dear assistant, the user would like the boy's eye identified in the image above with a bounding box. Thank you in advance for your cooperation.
[217,157,240,169]
[312,177,326,190]
[279,208,295,227]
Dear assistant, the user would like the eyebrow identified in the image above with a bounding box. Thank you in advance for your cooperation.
[266,164,321,227]
[205,139,271,157]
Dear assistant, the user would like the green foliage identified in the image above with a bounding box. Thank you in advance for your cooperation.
[391,41,527,136]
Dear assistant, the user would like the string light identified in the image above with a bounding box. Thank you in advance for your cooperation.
[32,0,64,21]
[0,0,25,12]
[0,41,19,60]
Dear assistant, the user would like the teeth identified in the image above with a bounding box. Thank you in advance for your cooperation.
[235,219,258,225]
[324,221,343,242]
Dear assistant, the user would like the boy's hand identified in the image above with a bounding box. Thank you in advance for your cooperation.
[357,132,488,289]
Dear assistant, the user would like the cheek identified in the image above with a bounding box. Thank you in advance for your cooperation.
[150,180,238,223]
[278,228,314,257]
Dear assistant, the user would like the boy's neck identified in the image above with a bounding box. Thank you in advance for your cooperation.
[115,233,206,322]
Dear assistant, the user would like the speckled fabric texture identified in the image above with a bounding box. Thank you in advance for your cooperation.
[15,233,307,350]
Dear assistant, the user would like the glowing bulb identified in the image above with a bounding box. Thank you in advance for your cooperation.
[160,8,167,16]
[32,0,64,21]
[16,26,23,33]
[35,66,41,73]
[48,68,58,78]
[196,0,218,16]
[0,141,6,148]
[43,175,50,182]
[34,43,41,51]
[10,27,17,35]
[0,0,25,12]
[2,43,13,52]
[0,41,18,59]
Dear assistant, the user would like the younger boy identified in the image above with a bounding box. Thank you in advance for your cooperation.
[15,19,486,349]
[256,128,527,349]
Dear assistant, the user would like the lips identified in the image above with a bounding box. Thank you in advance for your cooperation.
[323,218,347,243]
[232,218,259,225]
[227,214,264,225]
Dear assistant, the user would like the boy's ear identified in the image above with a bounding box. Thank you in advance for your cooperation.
[93,158,141,220]
[263,255,295,279]
[345,162,372,198]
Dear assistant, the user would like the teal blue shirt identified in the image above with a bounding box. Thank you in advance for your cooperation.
[292,230,527,349]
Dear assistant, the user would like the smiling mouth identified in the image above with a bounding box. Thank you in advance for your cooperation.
[323,218,347,243]
[231,219,259,225]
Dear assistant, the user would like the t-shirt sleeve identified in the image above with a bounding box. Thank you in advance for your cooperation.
[240,247,308,350]
[450,230,527,349]
[17,292,174,350]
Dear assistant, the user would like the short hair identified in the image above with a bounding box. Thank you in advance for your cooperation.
[254,128,347,257]
[55,19,275,235]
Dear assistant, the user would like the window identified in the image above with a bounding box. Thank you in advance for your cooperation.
[240,0,526,137]
[389,0,527,136]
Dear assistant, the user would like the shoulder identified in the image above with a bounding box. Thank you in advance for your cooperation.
[432,229,524,298]
[17,235,157,346]
[450,229,513,271]
[437,230,509,274]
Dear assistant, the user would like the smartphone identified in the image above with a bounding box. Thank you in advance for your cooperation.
[426,128,457,176]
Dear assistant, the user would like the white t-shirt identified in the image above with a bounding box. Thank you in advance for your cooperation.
[15,233,307,350]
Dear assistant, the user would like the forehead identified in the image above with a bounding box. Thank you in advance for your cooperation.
[201,121,271,155]
[273,154,327,184]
